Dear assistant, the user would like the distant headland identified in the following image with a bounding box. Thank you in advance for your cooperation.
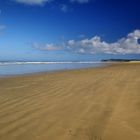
[101,59,140,62]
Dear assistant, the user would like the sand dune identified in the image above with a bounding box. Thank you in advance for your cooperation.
[0,63,140,140]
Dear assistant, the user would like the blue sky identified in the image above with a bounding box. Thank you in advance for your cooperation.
[0,0,140,61]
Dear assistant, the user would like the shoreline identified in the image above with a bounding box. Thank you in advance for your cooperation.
[0,62,138,79]
[0,61,139,79]
[0,62,111,79]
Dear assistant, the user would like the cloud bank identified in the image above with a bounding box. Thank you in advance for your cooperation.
[34,30,140,55]
[66,30,140,54]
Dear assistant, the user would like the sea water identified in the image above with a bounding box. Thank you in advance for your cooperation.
[0,62,107,77]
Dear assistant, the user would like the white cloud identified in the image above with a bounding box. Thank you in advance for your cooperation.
[66,30,140,54]
[32,42,62,51]
[13,0,52,6]
[70,0,91,4]
[60,4,68,12]
[13,0,92,8]
[13,0,91,5]
[0,25,6,30]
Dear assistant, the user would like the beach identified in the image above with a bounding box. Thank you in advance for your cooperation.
[0,63,140,140]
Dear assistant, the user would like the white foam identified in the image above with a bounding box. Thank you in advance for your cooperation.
[0,61,106,65]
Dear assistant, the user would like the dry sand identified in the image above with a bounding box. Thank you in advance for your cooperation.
[0,63,140,140]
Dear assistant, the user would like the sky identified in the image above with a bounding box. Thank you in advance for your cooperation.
[0,0,140,61]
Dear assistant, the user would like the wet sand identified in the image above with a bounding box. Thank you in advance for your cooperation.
[0,63,140,140]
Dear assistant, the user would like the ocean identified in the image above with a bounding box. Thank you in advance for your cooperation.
[0,62,108,77]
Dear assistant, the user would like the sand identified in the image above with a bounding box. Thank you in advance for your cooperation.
[0,63,140,140]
